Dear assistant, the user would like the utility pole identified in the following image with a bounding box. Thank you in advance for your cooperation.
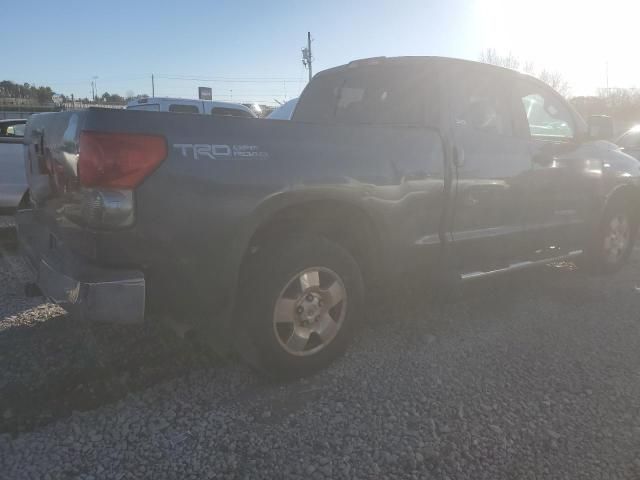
[302,31,312,83]
[92,76,98,102]
[152,74,155,98]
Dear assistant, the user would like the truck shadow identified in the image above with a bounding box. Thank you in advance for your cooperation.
[0,255,632,434]
[0,311,222,435]
[363,260,614,340]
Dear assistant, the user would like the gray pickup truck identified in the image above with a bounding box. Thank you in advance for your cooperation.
[17,57,640,377]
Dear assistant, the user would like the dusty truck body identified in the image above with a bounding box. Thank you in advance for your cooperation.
[17,57,640,376]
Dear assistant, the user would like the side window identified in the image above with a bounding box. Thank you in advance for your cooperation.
[454,73,513,136]
[212,107,253,118]
[127,104,160,111]
[11,124,26,136]
[517,81,574,139]
[0,123,25,137]
[169,104,199,114]
[333,66,436,126]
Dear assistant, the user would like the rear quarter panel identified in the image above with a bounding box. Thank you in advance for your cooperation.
[129,111,445,319]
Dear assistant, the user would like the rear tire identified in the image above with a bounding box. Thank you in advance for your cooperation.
[584,197,637,274]
[236,234,363,379]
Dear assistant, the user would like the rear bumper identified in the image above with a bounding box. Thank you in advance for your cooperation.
[16,209,145,323]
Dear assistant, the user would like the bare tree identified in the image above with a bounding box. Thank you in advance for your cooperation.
[522,60,536,75]
[538,69,570,97]
[478,48,520,70]
[479,49,571,97]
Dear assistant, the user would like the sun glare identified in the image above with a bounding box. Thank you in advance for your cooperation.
[477,0,640,94]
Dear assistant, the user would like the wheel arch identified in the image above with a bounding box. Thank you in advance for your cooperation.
[237,193,385,293]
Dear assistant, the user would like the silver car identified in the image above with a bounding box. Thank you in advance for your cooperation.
[0,119,28,214]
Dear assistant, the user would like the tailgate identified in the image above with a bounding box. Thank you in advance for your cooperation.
[24,111,83,208]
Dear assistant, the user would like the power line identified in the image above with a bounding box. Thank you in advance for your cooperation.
[156,73,300,79]
[302,32,313,83]
[155,76,301,83]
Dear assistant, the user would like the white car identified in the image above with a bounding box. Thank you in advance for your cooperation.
[126,97,256,117]
[0,119,28,215]
[267,98,298,120]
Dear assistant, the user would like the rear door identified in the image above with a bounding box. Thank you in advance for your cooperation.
[447,64,531,271]
[294,61,448,273]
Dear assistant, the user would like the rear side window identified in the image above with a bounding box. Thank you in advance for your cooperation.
[294,64,438,126]
[211,107,253,118]
[169,104,200,114]
[452,69,513,137]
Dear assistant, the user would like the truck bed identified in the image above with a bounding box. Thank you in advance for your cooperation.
[20,108,446,327]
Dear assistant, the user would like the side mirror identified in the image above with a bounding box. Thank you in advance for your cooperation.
[588,115,614,140]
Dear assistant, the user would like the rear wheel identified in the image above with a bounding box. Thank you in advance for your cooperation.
[237,235,363,378]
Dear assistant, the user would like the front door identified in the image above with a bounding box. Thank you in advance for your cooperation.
[511,78,590,255]
[448,65,531,272]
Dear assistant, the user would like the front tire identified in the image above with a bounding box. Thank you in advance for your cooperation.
[237,234,364,379]
[584,197,637,274]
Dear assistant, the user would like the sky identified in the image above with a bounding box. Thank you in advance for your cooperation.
[2,0,639,104]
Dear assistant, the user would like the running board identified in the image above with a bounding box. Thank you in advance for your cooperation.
[460,250,583,281]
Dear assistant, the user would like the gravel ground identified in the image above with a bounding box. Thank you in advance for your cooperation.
[1,224,640,479]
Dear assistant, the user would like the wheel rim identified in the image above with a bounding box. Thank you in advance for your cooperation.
[272,267,347,357]
[603,213,631,265]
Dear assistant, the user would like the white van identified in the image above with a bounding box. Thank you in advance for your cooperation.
[126,97,256,118]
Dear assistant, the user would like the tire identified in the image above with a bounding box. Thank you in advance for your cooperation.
[236,234,364,379]
[584,196,637,274]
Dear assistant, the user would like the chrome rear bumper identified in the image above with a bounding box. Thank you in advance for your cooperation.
[16,209,145,323]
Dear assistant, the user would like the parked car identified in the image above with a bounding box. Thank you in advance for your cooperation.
[126,97,256,117]
[616,125,640,160]
[267,98,298,120]
[17,57,640,377]
[0,119,28,215]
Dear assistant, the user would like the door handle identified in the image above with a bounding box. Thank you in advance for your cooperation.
[453,145,465,168]
[532,152,553,166]
[402,171,430,181]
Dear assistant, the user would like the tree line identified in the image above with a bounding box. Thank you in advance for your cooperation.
[478,48,570,97]
[478,48,640,126]
[0,80,55,104]
[0,80,147,105]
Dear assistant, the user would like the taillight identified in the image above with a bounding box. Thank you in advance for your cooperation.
[78,131,167,188]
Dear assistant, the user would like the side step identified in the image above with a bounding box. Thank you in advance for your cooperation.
[460,250,583,281]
